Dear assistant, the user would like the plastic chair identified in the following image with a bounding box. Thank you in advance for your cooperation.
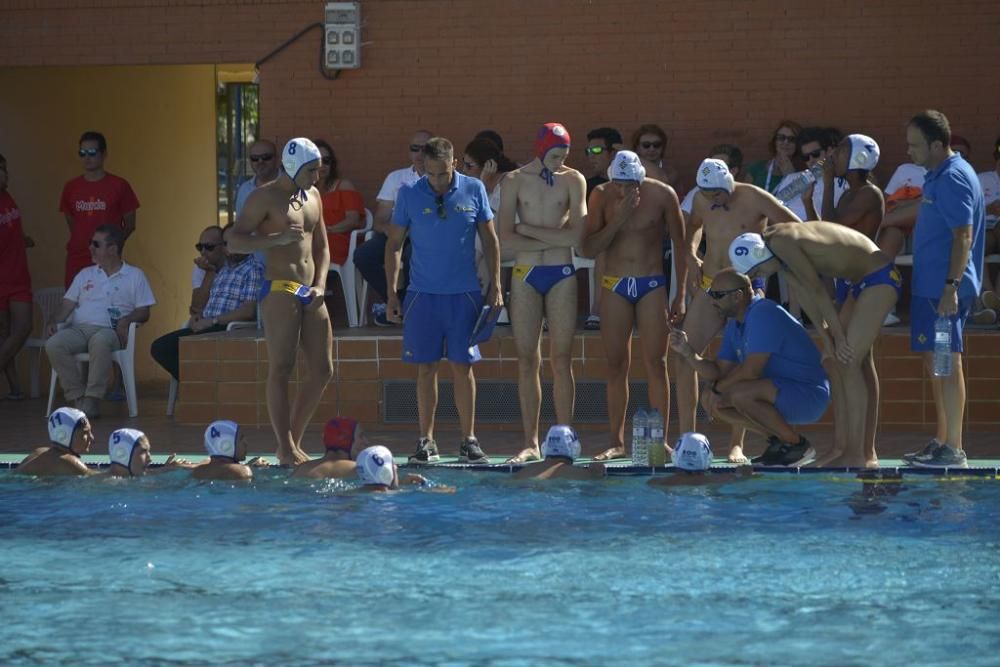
[47,321,140,418]
[328,209,373,328]
[21,288,65,399]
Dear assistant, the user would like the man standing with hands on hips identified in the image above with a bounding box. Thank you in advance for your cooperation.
[901,110,985,469]
[386,137,502,465]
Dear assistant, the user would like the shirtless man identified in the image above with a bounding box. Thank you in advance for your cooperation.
[290,417,365,480]
[512,425,605,480]
[16,407,95,476]
[678,159,800,464]
[729,222,899,468]
[106,428,193,478]
[582,151,687,461]
[230,138,334,465]
[497,123,587,464]
[191,420,263,481]
[820,134,885,239]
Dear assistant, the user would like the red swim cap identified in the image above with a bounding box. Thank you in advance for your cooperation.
[324,417,358,453]
[534,123,571,160]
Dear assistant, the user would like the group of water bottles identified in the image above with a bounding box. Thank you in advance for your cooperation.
[631,408,666,466]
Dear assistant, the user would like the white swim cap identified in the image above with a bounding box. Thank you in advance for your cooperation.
[541,425,581,461]
[281,137,322,186]
[356,445,396,487]
[671,432,713,471]
[109,428,145,472]
[607,150,646,183]
[696,158,735,193]
[48,407,87,449]
[846,134,880,172]
[729,232,774,275]
[205,420,240,459]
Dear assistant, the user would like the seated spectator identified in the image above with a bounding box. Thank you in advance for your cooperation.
[314,139,365,266]
[192,420,262,481]
[291,417,366,479]
[0,151,34,400]
[353,129,430,326]
[631,123,680,188]
[512,425,605,480]
[976,136,1000,315]
[16,407,95,476]
[780,126,847,221]
[106,428,193,478]
[746,120,803,196]
[150,224,261,382]
[45,225,155,419]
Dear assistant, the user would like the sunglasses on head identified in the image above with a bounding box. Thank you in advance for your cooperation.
[249,153,274,162]
[707,287,742,300]
[640,141,663,150]
[585,146,608,155]
[79,148,100,157]
[409,144,426,153]
[802,149,824,160]
[774,133,797,143]
[196,242,224,252]
[435,194,447,219]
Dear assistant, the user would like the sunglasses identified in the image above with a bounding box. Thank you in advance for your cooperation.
[78,148,100,157]
[707,287,742,300]
[195,242,224,252]
[249,153,274,162]
[409,144,426,153]
[802,149,824,160]
[640,141,663,150]
[320,156,333,165]
[585,146,608,155]
[435,195,447,219]
[90,240,105,248]
[774,134,797,143]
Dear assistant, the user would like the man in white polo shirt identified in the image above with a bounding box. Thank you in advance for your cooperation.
[45,224,155,418]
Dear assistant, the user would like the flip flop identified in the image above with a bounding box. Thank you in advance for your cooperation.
[504,449,541,465]
[592,447,627,462]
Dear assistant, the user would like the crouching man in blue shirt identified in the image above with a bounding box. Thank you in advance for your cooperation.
[669,269,830,467]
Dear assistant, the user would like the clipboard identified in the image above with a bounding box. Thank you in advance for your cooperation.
[469,305,501,346]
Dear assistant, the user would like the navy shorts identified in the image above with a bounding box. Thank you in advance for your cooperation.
[909,295,973,353]
[402,291,483,364]
[773,378,831,425]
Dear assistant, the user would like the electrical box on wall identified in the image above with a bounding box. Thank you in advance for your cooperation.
[324,2,361,70]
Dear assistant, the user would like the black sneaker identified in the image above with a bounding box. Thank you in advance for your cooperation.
[910,444,968,469]
[371,303,393,327]
[751,437,785,466]
[458,437,489,465]
[771,437,816,468]
[902,439,942,465]
[408,437,440,465]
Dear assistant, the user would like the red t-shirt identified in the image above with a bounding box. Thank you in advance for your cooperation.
[321,187,365,265]
[59,173,140,285]
[0,190,31,290]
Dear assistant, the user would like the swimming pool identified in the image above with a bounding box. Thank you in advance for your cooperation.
[2,468,998,666]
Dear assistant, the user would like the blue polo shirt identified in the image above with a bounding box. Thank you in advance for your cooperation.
[912,153,985,299]
[718,298,827,387]
[392,172,493,294]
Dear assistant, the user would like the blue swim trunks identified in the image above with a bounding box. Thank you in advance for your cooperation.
[402,290,483,364]
[259,279,313,304]
[773,377,831,424]
[601,274,666,305]
[910,295,974,353]
[512,264,575,296]
[834,263,903,305]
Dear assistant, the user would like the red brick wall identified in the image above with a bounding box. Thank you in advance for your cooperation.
[3,0,999,205]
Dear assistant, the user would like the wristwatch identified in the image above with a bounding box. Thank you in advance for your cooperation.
[944,278,960,287]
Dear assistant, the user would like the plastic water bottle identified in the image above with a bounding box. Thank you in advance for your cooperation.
[631,409,649,466]
[648,409,666,467]
[933,316,953,377]
[774,163,824,205]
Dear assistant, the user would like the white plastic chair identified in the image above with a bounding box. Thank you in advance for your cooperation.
[21,288,65,399]
[47,321,140,418]
[328,208,373,328]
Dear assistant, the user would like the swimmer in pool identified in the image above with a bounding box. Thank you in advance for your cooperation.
[229,138,334,466]
[512,424,606,480]
[291,417,366,480]
[16,407,96,476]
[106,428,194,478]
[355,445,451,492]
[648,432,752,487]
[192,420,266,481]
[496,123,588,464]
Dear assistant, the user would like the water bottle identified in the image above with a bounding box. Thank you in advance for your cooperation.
[774,163,824,205]
[933,316,953,377]
[107,307,122,329]
[648,409,666,466]
[631,409,649,466]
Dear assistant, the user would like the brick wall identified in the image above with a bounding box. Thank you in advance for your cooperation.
[3,0,999,205]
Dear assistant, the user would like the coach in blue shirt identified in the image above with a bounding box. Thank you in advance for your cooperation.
[385,137,502,466]
[902,110,985,469]
[669,269,830,468]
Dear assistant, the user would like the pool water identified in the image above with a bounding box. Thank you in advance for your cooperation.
[1,469,998,666]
